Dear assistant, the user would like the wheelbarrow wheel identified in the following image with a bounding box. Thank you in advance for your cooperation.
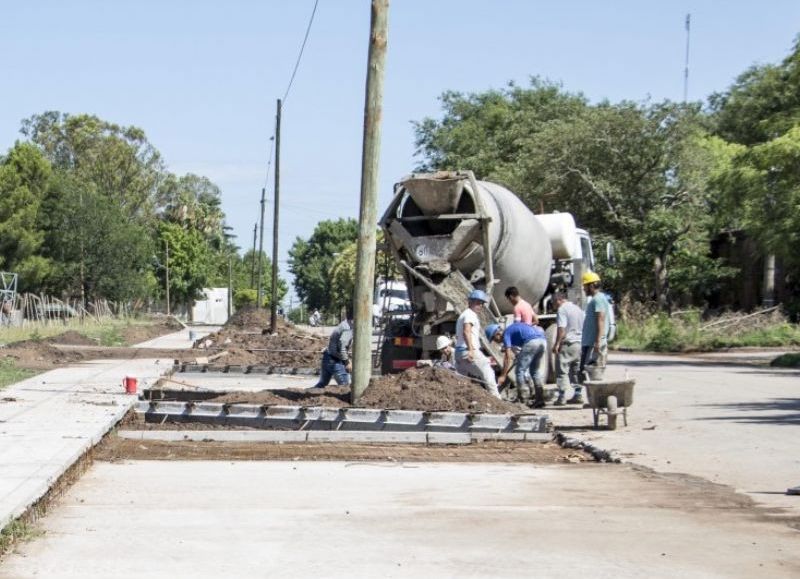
[606,395,618,430]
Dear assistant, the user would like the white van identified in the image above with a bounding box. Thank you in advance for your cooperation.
[372,280,411,325]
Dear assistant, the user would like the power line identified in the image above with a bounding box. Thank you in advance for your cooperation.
[282,0,320,104]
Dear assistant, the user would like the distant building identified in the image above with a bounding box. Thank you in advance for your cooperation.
[191,288,230,324]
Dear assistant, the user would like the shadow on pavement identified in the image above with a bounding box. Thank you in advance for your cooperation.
[694,397,800,425]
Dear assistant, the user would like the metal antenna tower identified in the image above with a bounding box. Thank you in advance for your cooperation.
[683,13,691,102]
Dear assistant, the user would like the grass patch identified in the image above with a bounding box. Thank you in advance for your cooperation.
[0,518,43,556]
[771,353,800,367]
[0,359,36,390]
[0,318,152,347]
[615,309,800,352]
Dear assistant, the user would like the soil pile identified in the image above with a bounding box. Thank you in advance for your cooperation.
[361,367,520,413]
[1,341,85,370]
[46,330,97,346]
[197,307,325,367]
[203,367,522,413]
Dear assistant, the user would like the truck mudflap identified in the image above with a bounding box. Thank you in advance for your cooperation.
[380,336,420,375]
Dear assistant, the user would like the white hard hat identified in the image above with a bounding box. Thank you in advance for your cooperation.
[435,335,452,350]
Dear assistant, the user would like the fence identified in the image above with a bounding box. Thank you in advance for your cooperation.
[0,294,148,328]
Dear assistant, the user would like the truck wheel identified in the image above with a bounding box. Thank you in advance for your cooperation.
[543,324,557,384]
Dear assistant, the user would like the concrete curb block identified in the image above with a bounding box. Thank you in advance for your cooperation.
[553,431,623,463]
[174,363,320,376]
[135,401,550,433]
[117,429,552,444]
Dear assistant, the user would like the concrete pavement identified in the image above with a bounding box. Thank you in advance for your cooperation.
[0,327,216,530]
[1,461,797,578]
[554,352,800,514]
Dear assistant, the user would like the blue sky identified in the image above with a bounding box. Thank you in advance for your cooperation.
[2,1,799,301]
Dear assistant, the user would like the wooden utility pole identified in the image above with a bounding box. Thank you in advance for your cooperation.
[228,254,233,319]
[256,187,266,308]
[351,0,388,403]
[270,99,282,333]
[165,240,170,316]
[250,222,258,287]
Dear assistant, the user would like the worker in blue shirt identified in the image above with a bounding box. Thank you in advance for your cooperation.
[486,321,547,408]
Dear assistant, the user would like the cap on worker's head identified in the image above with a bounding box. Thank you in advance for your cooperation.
[435,335,452,350]
[468,289,490,303]
[485,323,502,342]
[582,271,601,285]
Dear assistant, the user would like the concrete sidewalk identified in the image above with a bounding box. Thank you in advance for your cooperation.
[553,352,800,514]
[0,327,214,530]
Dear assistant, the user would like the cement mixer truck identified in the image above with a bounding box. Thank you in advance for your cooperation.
[378,170,597,383]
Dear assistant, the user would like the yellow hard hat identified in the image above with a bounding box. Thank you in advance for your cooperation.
[582,271,601,285]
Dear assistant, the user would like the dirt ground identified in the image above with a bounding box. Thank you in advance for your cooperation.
[179,366,524,413]
[95,434,589,463]
[0,318,186,371]
[195,307,325,367]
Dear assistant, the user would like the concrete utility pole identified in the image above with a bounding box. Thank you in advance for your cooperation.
[270,99,282,333]
[351,0,388,403]
[256,187,266,308]
[250,223,258,287]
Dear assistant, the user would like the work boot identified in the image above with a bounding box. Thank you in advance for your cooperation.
[517,387,531,405]
[566,390,584,405]
[530,386,546,409]
[553,393,566,406]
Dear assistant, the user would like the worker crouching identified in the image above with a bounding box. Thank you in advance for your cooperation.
[486,321,547,408]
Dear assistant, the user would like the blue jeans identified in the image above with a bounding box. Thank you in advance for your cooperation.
[515,338,546,398]
[315,351,351,387]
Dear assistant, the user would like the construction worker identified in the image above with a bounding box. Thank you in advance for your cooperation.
[313,308,353,387]
[486,321,547,408]
[454,290,501,399]
[432,335,455,370]
[573,271,611,403]
[504,286,538,325]
[552,292,585,405]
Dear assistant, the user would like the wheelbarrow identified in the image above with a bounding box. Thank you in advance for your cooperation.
[583,379,635,430]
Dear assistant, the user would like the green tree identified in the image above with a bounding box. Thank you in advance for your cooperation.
[288,218,359,311]
[710,37,800,146]
[158,173,226,246]
[44,172,155,301]
[21,111,164,218]
[714,127,800,270]
[0,143,54,289]
[329,230,400,311]
[415,82,730,308]
[156,221,216,311]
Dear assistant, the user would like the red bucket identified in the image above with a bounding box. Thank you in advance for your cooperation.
[123,376,138,395]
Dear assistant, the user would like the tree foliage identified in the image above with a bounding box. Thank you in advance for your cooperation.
[288,218,358,311]
[0,143,53,289]
[415,82,731,307]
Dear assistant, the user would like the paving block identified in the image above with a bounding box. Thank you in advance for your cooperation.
[426,432,471,444]
[426,412,469,429]
[226,404,264,419]
[514,414,548,432]
[191,402,226,417]
[302,407,342,422]
[265,405,303,420]
[247,365,272,374]
[343,408,384,424]
[469,413,513,431]
[385,410,425,426]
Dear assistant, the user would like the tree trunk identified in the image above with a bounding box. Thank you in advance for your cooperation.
[653,254,669,311]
